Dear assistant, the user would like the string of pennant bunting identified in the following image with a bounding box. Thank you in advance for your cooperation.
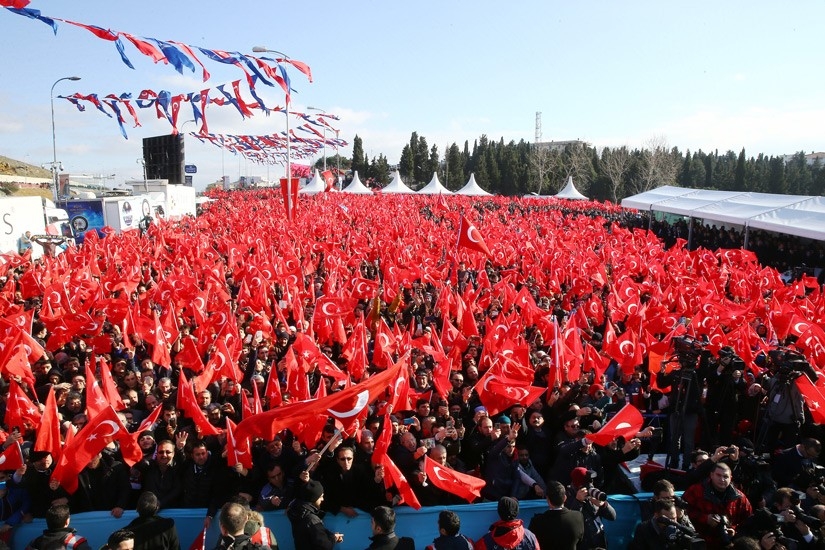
[1,1,347,158]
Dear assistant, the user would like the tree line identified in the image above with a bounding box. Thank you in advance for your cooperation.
[329,132,825,201]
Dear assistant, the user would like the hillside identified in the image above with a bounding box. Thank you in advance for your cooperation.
[0,155,51,178]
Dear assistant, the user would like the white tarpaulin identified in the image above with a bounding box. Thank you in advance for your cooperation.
[341,171,374,195]
[454,173,492,196]
[554,175,589,200]
[417,172,452,195]
[622,185,825,241]
[381,170,415,194]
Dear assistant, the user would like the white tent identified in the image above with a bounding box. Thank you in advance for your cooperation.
[455,173,491,196]
[622,185,825,242]
[417,172,452,195]
[554,176,589,200]
[299,169,325,195]
[380,170,415,194]
[341,171,374,195]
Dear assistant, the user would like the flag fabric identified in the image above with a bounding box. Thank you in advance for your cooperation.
[280,177,300,221]
[796,374,825,424]
[6,380,40,432]
[322,170,335,192]
[587,404,644,446]
[34,386,62,462]
[225,418,253,469]
[0,442,24,471]
[422,455,484,503]
[456,214,492,257]
[51,406,130,494]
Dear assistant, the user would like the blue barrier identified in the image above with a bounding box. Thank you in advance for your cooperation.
[10,494,651,549]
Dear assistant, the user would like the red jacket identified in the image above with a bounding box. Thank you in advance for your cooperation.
[683,478,752,546]
[473,519,540,550]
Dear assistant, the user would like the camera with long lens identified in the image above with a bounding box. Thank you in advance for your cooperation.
[770,348,819,383]
[672,336,705,368]
[656,517,705,549]
[587,487,608,502]
[712,514,732,546]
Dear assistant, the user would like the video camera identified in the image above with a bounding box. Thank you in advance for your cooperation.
[671,336,705,368]
[655,516,705,550]
[770,348,819,383]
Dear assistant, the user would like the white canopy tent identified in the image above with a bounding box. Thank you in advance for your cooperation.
[341,171,374,195]
[299,169,326,195]
[381,170,415,194]
[417,172,452,195]
[454,173,491,196]
[554,176,589,200]
[622,185,825,243]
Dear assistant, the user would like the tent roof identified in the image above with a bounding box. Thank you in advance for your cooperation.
[341,171,374,195]
[417,172,452,195]
[454,173,491,196]
[381,170,415,194]
[554,176,589,200]
[299,169,325,195]
[622,185,825,241]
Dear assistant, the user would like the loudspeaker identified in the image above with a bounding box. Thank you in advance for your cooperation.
[142,134,185,184]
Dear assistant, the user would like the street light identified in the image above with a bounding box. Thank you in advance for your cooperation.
[252,46,292,197]
[307,106,327,172]
[50,76,81,202]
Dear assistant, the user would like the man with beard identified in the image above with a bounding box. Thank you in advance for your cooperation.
[511,445,547,500]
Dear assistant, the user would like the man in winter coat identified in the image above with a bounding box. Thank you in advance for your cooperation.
[474,496,540,550]
[212,501,272,550]
[366,506,415,550]
[24,504,91,550]
[286,480,344,550]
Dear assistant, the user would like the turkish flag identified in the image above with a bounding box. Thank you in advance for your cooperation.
[0,442,24,471]
[52,406,130,494]
[6,380,40,432]
[587,404,644,446]
[796,374,825,424]
[85,363,109,419]
[423,455,484,503]
[322,170,335,192]
[235,359,402,443]
[474,370,546,416]
[264,366,283,407]
[176,370,221,436]
[457,214,492,258]
[98,357,126,411]
[381,454,421,509]
[34,386,62,463]
[280,177,300,221]
[225,418,253,469]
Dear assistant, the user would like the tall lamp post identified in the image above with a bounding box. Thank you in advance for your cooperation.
[50,76,81,202]
[307,106,327,172]
[252,47,292,193]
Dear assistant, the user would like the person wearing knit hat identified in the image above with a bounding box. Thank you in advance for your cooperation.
[287,480,343,549]
[474,496,540,550]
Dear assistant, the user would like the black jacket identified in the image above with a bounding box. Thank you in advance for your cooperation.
[367,532,416,550]
[528,508,584,550]
[286,500,336,550]
[25,527,92,550]
[125,514,182,550]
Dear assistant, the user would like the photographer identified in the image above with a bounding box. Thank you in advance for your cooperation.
[657,337,710,470]
[683,462,752,546]
[650,479,696,533]
[630,500,702,550]
[705,347,747,448]
[566,467,616,549]
[756,350,810,453]
[769,487,821,547]
[772,438,822,492]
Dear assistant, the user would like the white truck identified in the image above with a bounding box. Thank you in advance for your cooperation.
[126,179,197,220]
[0,196,73,259]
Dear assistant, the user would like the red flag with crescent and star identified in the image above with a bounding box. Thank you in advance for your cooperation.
[422,455,485,503]
[51,406,130,494]
[796,374,825,424]
[457,214,492,258]
[587,403,644,446]
[0,442,24,471]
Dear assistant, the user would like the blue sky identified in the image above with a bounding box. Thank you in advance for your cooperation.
[1,1,823,191]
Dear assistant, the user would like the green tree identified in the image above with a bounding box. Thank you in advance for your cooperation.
[414,135,429,185]
[399,144,414,179]
[351,135,365,177]
[446,144,464,191]
[734,148,746,191]
[428,144,440,181]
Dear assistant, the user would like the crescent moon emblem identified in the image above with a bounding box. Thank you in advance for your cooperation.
[619,341,634,356]
[467,225,482,244]
[194,297,206,311]
[483,374,498,392]
[624,287,634,300]
[794,322,810,334]
[321,303,337,316]
[96,420,121,438]
[626,303,638,315]
[327,390,370,418]
[214,312,227,326]
[394,378,405,397]
[615,422,632,430]
[0,455,6,465]
[378,334,391,348]
[432,466,452,482]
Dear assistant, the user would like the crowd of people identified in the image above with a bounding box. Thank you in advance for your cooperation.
[0,190,822,549]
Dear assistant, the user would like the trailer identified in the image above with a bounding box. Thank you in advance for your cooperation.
[0,196,72,259]
[62,195,153,244]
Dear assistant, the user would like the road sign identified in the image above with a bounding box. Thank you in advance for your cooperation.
[185,175,193,185]
[184,164,197,174]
